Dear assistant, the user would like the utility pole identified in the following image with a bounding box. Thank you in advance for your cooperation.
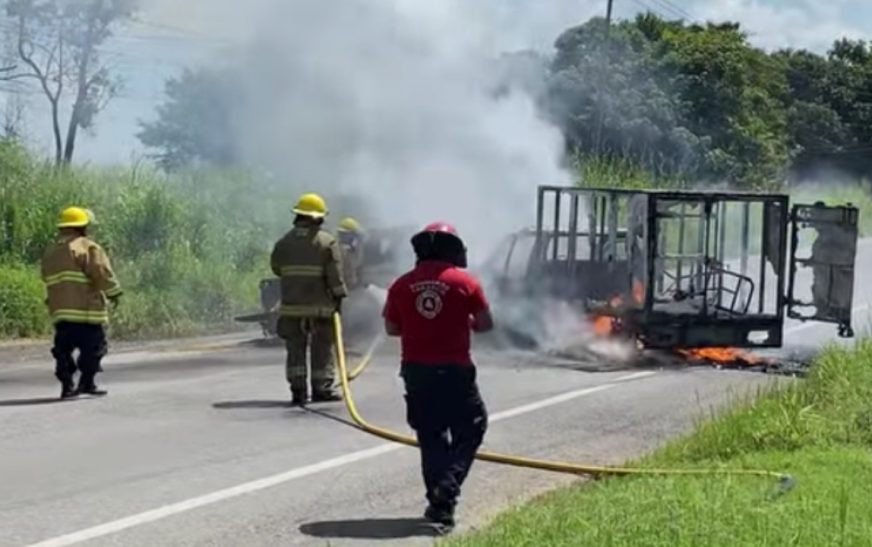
[595,0,614,155]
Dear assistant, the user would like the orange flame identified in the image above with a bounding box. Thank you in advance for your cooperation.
[677,347,766,365]
[632,280,645,305]
[592,315,616,336]
[588,283,645,339]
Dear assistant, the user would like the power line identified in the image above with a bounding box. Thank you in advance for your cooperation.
[125,16,236,46]
[605,0,614,40]
[629,0,671,20]
[653,0,693,19]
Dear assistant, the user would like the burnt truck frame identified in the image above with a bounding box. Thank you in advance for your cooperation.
[489,185,859,350]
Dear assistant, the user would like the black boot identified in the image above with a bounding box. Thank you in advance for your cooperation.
[77,377,107,397]
[60,383,78,400]
[291,390,309,406]
[78,385,108,397]
[424,484,456,531]
[424,503,455,533]
[311,391,343,403]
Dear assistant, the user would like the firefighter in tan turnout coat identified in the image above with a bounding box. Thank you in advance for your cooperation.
[41,207,122,399]
[270,193,347,405]
[337,217,365,291]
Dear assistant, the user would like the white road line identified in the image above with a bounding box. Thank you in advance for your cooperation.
[24,373,654,547]
[483,384,614,422]
[613,371,657,382]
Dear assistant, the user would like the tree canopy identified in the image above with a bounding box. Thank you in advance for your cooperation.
[139,13,872,187]
[137,67,240,172]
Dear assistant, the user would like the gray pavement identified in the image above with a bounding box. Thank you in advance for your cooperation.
[1,241,870,547]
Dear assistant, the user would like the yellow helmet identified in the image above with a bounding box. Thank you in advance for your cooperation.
[292,193,328,218]
[338,217,362,233]
[57,206,93,228]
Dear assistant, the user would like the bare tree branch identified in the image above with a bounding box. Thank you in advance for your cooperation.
[17,19,54,101]
[52,19,63,103]
[8,0,137,165]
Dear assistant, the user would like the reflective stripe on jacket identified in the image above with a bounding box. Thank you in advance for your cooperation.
[40,234,123,325]
[270,220,347,318]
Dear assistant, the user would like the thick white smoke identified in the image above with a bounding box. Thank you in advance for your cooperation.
[140,0,602,262]
[232,0,573,262]
[139,0,634,357]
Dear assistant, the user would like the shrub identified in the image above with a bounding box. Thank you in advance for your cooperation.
[0,264,49,338]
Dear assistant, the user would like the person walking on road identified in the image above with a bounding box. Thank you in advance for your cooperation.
[271,193,347,406]
[382,222,494,532]
[41,207,123,399]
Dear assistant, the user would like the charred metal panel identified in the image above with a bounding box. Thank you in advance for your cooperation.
[788,202,859,337]
[637,317,784,349]
[532,187,635,304]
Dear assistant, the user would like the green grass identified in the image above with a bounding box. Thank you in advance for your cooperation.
[447,341,872,547]
[0,139,289,340]
[572,153,689,190]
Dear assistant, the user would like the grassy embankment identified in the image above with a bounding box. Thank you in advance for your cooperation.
[0,140,290,340]
[447,340,872,546]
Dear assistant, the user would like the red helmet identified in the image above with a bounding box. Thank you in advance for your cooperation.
[421,222,458,236]
[411,221,467,268]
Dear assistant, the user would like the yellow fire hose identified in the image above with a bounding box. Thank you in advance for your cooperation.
[333,312,794,490]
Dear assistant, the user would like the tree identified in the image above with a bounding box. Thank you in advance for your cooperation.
[4,0,136,165]
[658,21,790,186]
[544,14,791,187]
[775,42,872,181]
[546,16,705,179]
[137,67,240,171]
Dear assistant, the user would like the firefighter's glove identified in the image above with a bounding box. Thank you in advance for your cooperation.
[109,296,121,310]
[334,298,343,314]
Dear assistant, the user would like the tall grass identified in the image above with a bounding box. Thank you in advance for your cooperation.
[572,153,688,190]
[0,139,292,340]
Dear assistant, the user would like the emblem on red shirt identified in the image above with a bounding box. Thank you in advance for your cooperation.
[412,281,448,320]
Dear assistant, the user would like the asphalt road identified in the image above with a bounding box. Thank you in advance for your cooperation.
[2,242,870,547]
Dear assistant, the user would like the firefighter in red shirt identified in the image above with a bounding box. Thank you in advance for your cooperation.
[382,222,494,531]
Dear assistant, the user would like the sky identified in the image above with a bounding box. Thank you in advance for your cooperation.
[3,0,871,165]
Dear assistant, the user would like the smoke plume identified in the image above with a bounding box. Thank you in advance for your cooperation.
[138,0,645,358]
[140,0,600,262]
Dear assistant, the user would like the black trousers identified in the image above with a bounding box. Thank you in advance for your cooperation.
[401,363,488,510]
[52,322,108,388]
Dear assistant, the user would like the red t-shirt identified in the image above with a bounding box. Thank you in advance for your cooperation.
[383,261,489,366]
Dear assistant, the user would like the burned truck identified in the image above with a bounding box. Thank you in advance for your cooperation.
[487,185,859,350]
[235,225,413,338]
